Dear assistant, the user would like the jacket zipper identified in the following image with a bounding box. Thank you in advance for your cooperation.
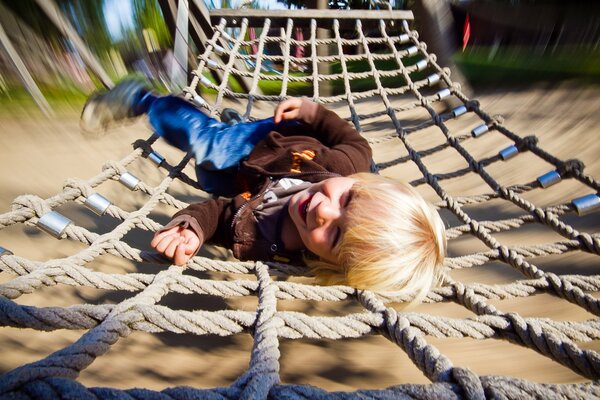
[230,171,339,231]
[230,177,272,230]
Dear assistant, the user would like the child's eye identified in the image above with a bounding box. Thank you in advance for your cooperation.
[332,227,342,249]
[341,191,353,209]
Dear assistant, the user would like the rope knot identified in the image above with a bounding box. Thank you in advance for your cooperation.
[63,178,92,198]
[102,161,126,177]
[491,114,504,126]
[465,100,479,111]
[442,67,451,78]
[559,159,585,177]
[517,135,538,151]
[11,195,51,218]
[132,139,153,156]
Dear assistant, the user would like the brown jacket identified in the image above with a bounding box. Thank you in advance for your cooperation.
[168,100,372,262]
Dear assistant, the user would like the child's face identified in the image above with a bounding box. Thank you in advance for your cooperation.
[288,177,356,263]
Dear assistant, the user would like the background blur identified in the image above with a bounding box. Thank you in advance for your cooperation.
[1,0,599,392]
[0,0,598,111]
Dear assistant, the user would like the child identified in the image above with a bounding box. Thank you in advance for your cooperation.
[82,79,446,302]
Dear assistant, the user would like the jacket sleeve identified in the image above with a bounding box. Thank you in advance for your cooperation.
[169,198,235,249]
[293,99,373,174]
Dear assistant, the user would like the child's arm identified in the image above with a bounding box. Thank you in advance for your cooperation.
[151,198,235,265]
[275,98,373,174]
[151,225,201,265]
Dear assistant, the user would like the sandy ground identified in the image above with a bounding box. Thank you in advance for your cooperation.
[0,81,599,392]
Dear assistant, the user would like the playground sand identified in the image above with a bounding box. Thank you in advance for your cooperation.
[1,81,599,391]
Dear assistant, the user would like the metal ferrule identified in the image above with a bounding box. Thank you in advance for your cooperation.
[572,193,600,216]
[213,45,225,55]
[37,211,72,239]
[148,151,165,167]
[427,73,440,85]
[471,124,489,138]
[206,59,218,69]
[119,172,140,191]
[537,170,561,188]
[406,46,418,56]
[0,246,13,257]
[415,59,428,71]
[452,105,467,117]
[200,75,213,87]
[499,145,519,160]
[192,95,207,107]
[436,88,451,100]
[398,33,409,43]
[84,193,112,216]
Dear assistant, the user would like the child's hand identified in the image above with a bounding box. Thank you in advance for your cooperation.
[151,226,201,266]
[274,97,303,123]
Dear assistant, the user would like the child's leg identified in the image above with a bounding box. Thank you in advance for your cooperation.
[81,79,279,196]
[144,95,279,196]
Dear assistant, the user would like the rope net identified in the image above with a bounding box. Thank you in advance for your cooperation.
[1,9,600,399]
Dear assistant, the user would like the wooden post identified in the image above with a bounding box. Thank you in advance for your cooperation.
[315,0,331,97]
[170,0,189,90]
[0,21,53,116]
[34,0,113,89]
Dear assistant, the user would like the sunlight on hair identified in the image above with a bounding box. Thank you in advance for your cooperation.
[306,173,447,305]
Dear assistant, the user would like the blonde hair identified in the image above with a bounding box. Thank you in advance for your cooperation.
[307,173,446,304]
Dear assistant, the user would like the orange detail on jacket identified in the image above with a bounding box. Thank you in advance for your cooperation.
[290,150,316,173]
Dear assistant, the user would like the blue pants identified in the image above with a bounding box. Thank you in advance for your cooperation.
[138,94,281,197]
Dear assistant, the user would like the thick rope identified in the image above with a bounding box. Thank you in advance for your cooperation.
[1,10,599,399]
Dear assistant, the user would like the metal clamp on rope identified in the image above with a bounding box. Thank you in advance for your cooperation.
[436,88,451,100]
[398,33,410,43]
[200,75,213,87]
[499,145,519,160]
[406,46,418,56]
[471,124,489,138]
[451,105,467,118]
[537,170,561,188]
[0,246,13,257]
[147,151,165,167]
[426,74,440,85]
[206,59,218,69]
[84,193,112,216]
[414,59,427,71]
[119,172,140,191]
[572,193,600,216]
[37,211,72,239]
[213,44,225,55]
[192,95,207,107]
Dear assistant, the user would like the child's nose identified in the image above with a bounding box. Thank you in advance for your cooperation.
[316,201,341,225]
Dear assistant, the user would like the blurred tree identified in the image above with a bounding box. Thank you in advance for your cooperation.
[132,0,171,48]
[2,0,112,53]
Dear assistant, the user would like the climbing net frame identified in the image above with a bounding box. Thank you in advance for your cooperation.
[1,8,600,399]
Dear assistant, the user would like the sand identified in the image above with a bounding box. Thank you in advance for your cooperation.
[0,81,599,392]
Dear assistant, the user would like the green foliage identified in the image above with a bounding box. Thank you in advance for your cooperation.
[132,0,172,48]
[454,46,600,85]
[4,0,113,53]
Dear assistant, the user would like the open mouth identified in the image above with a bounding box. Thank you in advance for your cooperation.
[298,194,314,223]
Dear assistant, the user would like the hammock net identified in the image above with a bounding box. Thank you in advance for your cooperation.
[1,7,600,399]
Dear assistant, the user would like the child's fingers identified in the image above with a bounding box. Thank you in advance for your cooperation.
[151,226,179,247]
[274,98,302,123]
[153,233,178,254]
[163,237,183,259]
[173,244,191,266]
